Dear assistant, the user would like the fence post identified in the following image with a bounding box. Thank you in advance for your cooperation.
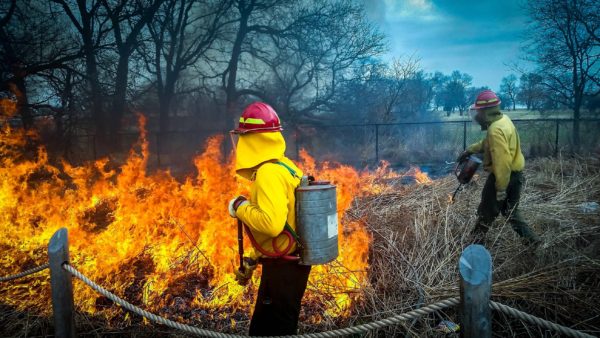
[463,121,467,150]
[554,120,559,157]
[459,244,492,338]
[375,124,379,164]
[48,228,76,338]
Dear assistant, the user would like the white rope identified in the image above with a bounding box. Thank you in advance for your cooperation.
[63,263,459,338]
[4,263,591,337]
[490,301,596,338]
[0,263,49,282]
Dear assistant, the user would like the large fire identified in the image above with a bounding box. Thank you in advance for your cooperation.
[0,113,431,329]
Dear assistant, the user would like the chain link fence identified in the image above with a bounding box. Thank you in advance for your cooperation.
[297,118,600,172]
[63,118,600,175]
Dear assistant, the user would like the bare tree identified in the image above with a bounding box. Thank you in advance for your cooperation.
[525,0,599,150]
[573,0,600,44]
[218,0,284,124]
[142,0,232,132]
[218,0,385,125]
[366,56,420,122]
[50,0,110,140]
[517,72,546,110]
[500,74,518,111]
[383,57,420,119]
[101,0,164,138]
[1,0,82,129]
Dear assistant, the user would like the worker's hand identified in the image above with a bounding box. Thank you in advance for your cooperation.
[456,151,471,163]
[228,196,249,218]
[496,190,507,203]
[234,257,257,286]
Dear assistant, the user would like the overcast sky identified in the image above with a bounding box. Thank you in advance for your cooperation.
[363,0,530,90]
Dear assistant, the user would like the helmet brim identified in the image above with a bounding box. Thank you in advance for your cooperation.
[471,100,501,110]
[230,126,284,134]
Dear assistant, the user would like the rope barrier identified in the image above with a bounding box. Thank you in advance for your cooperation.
[62,262,459,338]
[4,262,595,338]
[0,263,49,282]
[490,301,596,338]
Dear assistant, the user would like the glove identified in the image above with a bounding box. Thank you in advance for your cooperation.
[228,196,249,218]
[457,151,471,163]
[496,190,507,202]
[234,257,257,286]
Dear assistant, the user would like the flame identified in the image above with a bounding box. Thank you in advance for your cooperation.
[0,115,431,327]
[0,97,18,118]
[409,166,432,184]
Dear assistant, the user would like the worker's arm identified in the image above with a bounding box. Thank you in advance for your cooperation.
[488,128,512,191]
[236,165,288,238]
[466,139,484,154]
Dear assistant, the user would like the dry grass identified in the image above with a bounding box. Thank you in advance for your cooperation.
[1,157,599,337]
[345,155,600,337]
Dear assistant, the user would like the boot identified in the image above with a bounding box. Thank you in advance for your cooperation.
[470,222,489,245]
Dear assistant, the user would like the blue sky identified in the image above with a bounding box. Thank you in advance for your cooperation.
[363,0,530,89]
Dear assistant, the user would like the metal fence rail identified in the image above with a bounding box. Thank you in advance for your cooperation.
[64,118,600,171]
[295,118,600,167]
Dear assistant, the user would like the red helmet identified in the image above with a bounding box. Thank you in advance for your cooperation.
[471,90,501,110]
[232,102,282,134]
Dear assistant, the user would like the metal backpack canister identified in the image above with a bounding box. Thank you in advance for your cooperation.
[295,179,339,265]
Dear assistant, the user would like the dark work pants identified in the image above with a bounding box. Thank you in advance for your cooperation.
[249,259,311,336]
[474,171,539,242]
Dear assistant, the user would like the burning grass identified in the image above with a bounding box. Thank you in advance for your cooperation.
[0,118,382,336]
[1,118,599,336]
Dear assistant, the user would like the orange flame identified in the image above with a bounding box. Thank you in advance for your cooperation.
[0,115,432,326]
[0,98,18,118]
[409,166,432,184]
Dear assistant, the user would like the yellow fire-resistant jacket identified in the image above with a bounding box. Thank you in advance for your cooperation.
[234,131,302,259]
[467,110,525,192]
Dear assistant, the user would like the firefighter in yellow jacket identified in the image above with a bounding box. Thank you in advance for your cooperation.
[228,102,310,336]
[458,90,541,245]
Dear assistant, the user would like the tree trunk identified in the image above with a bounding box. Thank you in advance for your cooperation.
[158,92,172,133]
[84,43,105,139]
[158,73,177,133]
[109,54,130,150]
[158,102,169,133]
[573,99,581,153]
[224,6,251,128]
[9,77,33,129]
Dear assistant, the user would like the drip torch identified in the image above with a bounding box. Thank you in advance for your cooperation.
[451,154,482,202]
[237,219,245,275]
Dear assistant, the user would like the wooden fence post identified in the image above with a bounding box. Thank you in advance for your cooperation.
[459,244,492,338]
[48,228,76,338]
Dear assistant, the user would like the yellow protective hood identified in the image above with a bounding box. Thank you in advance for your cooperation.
[235,131,286,180]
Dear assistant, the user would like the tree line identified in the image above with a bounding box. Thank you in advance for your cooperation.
[0,0,598,152]
[0,0,386,152]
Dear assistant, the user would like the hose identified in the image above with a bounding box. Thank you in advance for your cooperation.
[244,225,299,261]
